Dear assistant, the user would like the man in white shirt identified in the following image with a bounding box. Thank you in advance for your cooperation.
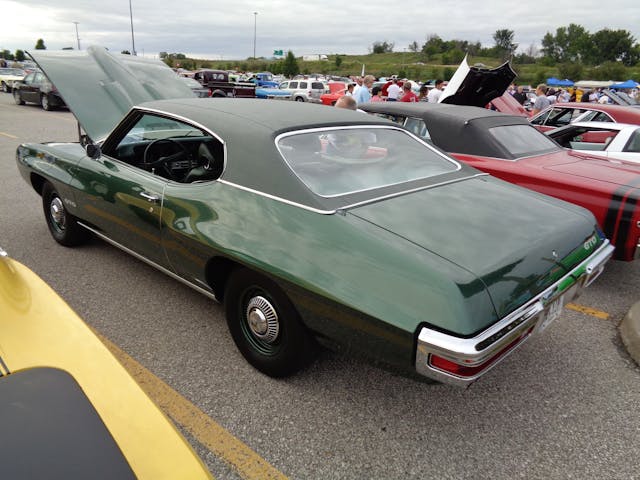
[426,79,444,103]
[386,79,401,101]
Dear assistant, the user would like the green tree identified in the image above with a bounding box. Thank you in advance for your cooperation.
[371,41,394,54]
[587,29,638,66]
[422,35,445,59]
[541,24,590,63]
[408,41,420,53]
[282,51,299,77]
[35,38,46,50]
[121,50,131,55]
[335,55,342,68]
[14,50,24,61]
[1,49,15,61]
[493,29,517,60]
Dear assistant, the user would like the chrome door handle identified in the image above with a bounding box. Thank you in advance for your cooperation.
[140,191,160,203]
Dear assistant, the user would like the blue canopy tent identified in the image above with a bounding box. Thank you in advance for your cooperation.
[609,80,639,89]
[546,77,574,87]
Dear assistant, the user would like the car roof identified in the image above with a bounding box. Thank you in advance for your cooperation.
[566,121,639,131]
[361,102,530,158]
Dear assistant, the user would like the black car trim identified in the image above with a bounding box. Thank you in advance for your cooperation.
[604,176,640,254]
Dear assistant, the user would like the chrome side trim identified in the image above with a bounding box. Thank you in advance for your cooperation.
[77,222,219,302]
[415,240,615,387]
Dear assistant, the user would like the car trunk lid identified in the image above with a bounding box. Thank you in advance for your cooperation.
[349,175,599,320]
[544,151,640,186]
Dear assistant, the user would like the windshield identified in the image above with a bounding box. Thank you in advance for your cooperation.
[488,124,560,158]
[277,127,459,197]
[120,113,205,143]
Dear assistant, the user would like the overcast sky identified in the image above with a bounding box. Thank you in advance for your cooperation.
[2,0,639,61]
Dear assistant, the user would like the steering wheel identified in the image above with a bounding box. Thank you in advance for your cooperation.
[141,138,190,179]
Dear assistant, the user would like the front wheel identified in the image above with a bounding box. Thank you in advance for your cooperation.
[13,88,24,105]
[224,268,315,377]
[42,182,88,246]
[1,81,10,93]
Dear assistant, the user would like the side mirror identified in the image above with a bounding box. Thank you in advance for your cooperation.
[86,143,101,159]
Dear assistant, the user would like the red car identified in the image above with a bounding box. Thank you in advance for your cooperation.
[361,102,640,261]
[529,103,640,133]
[320,82,348,106]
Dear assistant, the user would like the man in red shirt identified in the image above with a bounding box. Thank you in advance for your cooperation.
[399,82,418,102]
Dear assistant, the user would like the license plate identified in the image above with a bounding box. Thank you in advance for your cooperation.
[538,294,565,332]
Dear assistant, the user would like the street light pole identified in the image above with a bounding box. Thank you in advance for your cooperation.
[253,12,258,59]
[129,0,137,55]
[73,22,80,50]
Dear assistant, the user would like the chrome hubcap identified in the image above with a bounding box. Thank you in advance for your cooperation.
[246,296,279,343]
[50,197,66,231]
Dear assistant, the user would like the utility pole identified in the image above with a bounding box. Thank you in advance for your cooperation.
[129,0,137,55]
[253,12,258,59]
[73,22,80,50]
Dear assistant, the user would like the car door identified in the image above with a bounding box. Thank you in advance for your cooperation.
[73,151,170,267]
[73,112,202,268]
[20,72,39,102]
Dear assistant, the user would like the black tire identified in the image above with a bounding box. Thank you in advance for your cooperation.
[42,182,88,246]
[224,268,315,377]
[41,94,52,111]
[13,88,24,105]
[1,81,9,93]
[295,96,305,102]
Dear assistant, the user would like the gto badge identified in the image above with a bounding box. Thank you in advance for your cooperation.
[584,235,598,250]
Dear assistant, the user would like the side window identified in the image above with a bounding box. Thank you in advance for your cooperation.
[24,73,35,84]
[108,113,224,183]
[290,81,298,89]
[548,109,574,126]
[624,130,640,153]
[299,82,308,89]
[590,112,614,123]
[404,117,432,141]
[280,81,288,89]
[311,82,324,90]
[530,110,551,125]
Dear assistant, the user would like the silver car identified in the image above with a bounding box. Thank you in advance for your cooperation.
[278,79,327,103]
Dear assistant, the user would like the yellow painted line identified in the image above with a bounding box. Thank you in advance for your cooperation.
[0,131,18,139]
[566,303,610,320]
[96,332,289,480]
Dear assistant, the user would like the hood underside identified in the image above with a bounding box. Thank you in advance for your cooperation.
[28,46,194,142]
[439,55,517,108]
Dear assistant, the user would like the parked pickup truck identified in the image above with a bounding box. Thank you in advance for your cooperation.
[192,69,256,98]
[245,72,279,88]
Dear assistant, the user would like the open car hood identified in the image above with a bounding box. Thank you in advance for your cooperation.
[28,46,194,142]
[439,55,516,108]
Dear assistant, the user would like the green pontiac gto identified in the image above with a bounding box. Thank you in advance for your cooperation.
[16,47,614,386]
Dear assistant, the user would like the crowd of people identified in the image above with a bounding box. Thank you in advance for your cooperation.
[341,75,446,105]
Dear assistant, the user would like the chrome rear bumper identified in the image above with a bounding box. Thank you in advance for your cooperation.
[415,241,615,387]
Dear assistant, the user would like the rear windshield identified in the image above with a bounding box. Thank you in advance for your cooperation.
[277,127,459,197]
[488,124,560,158]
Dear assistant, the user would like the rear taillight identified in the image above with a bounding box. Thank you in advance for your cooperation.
[429,327,534,378]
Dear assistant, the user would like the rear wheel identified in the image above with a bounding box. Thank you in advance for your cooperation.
[295,97,305,102]
[224,268,315,377]
[42,182,88,246]
[13,88,24,105]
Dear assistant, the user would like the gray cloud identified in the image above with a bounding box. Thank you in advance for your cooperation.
[2,0,639,60]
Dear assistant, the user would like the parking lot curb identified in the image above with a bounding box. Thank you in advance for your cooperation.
[620,301,640,366]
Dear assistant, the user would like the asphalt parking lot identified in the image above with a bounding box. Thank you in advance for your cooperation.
[1,93,639,480]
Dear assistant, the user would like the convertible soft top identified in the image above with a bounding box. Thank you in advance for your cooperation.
[361,102,531,158]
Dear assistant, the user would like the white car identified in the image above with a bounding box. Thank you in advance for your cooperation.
[546,121,640,163]
[278,79,327,103]
[0,67,26,92]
